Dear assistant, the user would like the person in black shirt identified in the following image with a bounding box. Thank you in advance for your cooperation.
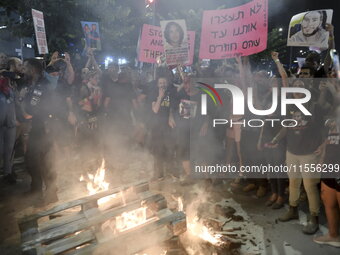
[102,63,119,117]
[23,59,57,204]
[273,79,324,235]
[169,75,208,181]
[150,74,176,180]
[48,58,76,151]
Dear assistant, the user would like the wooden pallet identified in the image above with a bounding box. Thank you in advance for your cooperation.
[18,180,186,255]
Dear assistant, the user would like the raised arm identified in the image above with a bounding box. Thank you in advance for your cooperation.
[235,56,247,92]
[64,52,75,85]
[271,51,288,87]
[323,24,335,73]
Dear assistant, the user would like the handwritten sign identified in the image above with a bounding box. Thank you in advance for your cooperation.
[199,0,268,59]
[138,24,195,65]
[32,9,48,54]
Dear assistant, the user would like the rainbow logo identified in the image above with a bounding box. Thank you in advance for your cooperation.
[196,82,223,106]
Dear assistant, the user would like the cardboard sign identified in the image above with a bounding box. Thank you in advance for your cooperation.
[32,9,48,54]
[81,21,102,50]
[160,19,189,65]
[138,24,195,65]
[199,0,268,59]
[287,9,333,49]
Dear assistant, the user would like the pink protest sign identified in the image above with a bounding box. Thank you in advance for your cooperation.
[139,24,163,63]
[199,0,268,59]
[138,24,195,65]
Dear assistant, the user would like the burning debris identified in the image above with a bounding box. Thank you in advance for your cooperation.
[17,160,265,255]
[166,184,265,255]
[18,177,187,255]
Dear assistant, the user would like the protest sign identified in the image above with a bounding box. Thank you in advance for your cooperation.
[138,24,195,65]
[199,0,268,59]
[139,24,163,63]
[32,9,48,54]
[81,21,102,50]
[287,10,333,49]
[160,19,190,65]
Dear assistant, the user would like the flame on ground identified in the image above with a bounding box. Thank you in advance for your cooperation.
[187,217,223,246]
[79,159,116,205]
[177,197,183,212]
[80,160,151,234]
[115,207,148,232]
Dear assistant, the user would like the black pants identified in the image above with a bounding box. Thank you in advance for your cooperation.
[26,131,56,194]
[151,126,175,178]
[264,146,286,197]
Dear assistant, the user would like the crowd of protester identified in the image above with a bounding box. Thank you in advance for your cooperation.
[0,24,340,247]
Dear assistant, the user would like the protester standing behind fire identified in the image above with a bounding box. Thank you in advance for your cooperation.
[78,70,103,151]
[272,78,325,235]
[169,75,209,183]
[150,70,176,180]
[23,59,58,204]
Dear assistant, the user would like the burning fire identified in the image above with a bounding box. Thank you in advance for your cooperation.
[101,206,153,235]
[187,217,223,246]
[81,160,151,234]
[80,159,109,195]
[177,196,223,246]
[177,197,183,212]
[116,207,148,232]
[79,159,116,205]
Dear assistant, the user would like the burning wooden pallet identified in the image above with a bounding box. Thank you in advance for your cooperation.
[18,180,187,255]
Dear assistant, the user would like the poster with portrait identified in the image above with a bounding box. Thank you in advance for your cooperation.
[160,19,189,65]
[81,21,102,50]
[32,9,48,54]
[179,99,197,119]
[287,9,333,49]
[138,24,195,65]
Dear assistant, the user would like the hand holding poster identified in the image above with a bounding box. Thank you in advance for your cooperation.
[32,9,48,54]
[160,20,190,65]
[287,10,333,49]
[81,21,102,50]
[138,24,195,65]
[199,0,268,59]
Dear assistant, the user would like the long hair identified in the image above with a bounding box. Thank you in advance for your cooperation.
[164,22,184,46]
